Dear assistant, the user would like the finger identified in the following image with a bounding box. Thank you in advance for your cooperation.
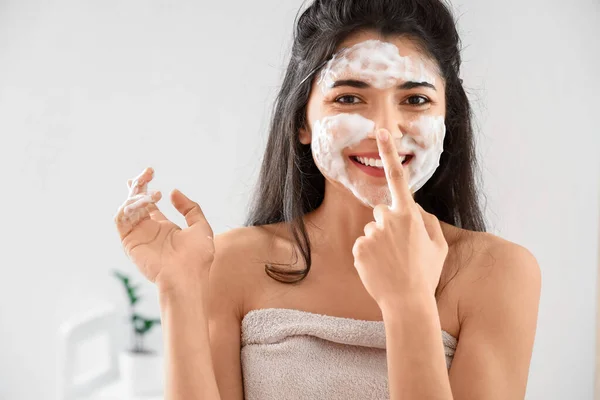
[127,174,167,222]
[128,167,154,197]
[416,204,444,244]
[372,204,390,228]
[130,171,150,197]
[145,198,167,221]
[171,189,210,231]
[137,195,167,222]
[114,194,156,239]
[124,191,161,217]
[376,128,413,211]
[122,193,160,228]
[363,221,378,237]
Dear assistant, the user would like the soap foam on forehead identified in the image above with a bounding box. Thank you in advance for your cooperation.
[317,39,437,93]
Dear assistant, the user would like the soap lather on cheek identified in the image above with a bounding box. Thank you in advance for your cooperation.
[308,39,446,206]
[312,114,375,182]
[311,114,379,206]
[403,115,446,192]
[311,113,446,206]
[408,115,446,148]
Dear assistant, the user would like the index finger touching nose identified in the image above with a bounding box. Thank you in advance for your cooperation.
[376,129,413,211]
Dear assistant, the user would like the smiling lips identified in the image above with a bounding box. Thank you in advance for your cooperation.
[349,153,414,178]
[349,151,414,166]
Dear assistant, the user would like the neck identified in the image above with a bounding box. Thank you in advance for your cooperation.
[303,181,460,267]
[304,181,376,262]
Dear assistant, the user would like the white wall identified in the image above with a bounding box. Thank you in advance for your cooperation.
[457,1,600,398]
[0,0,598,399]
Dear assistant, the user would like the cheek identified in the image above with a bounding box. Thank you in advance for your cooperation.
[414,129,436,148]
[313,114,374,152]
[325,125,348,143]
[312,121,345,152]
[406,116,445,149]
[313,125,353,165]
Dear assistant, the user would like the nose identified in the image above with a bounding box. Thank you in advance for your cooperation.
[366,101,405,140]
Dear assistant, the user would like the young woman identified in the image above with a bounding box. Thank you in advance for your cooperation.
[114,0,541,398]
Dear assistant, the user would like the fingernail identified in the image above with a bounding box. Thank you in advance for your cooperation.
[377,130,389,142]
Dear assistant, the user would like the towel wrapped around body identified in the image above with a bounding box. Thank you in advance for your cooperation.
[240,307,458,400]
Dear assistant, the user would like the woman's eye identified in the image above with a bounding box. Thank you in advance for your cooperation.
[333,94,430,106]
[334,95,362,105]
[405,95,430,106]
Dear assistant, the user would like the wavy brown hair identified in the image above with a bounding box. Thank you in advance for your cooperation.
[244,0,487,300]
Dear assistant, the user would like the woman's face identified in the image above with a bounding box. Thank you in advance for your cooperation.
[300,31,447,209]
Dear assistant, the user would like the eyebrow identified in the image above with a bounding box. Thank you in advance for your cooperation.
[330,79,436,91]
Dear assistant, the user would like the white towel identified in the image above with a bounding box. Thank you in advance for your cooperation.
[240,308,457,400]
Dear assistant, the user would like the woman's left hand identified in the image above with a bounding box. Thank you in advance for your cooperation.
[352,128,449,307]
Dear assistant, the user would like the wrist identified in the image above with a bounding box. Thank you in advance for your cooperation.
[156,269,210,304]
[379,290,437,319]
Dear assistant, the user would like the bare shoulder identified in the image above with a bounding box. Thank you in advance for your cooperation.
[207,225,281,400]
[449,228,542,321]
[209,223,287,316]
[212,223,287,268]
[212,225,272,263]
[455,230,541,284]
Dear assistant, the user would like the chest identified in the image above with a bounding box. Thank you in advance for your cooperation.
[244,252,462,339]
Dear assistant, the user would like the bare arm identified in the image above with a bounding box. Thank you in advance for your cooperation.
[115,169,242,399]
[382,292,453,399]
[207,231,246,399]
[159,274,222,400]
[383,241,541,400]
[448,242,541,399]
[158,230,247,400]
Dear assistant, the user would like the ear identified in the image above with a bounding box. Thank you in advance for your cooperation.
[299,125,311,145]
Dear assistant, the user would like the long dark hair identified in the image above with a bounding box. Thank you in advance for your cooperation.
[244,0,487,299]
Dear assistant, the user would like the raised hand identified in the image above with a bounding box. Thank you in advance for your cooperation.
[352,129,449,306]
[113,167,215,295]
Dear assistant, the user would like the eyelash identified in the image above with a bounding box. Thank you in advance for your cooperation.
[333,94,431,106]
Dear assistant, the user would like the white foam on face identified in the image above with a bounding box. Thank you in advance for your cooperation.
[317,39,437,94]
[312,113,391,208]
[404,115,446,193]
[309,39,446,209]
[311,114,445,208]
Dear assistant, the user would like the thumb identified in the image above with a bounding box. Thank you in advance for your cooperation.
[170,188,207,228]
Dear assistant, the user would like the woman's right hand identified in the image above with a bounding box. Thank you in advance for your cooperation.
[113,167,215,295]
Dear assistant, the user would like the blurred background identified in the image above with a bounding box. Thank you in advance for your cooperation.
[0,0,599,399]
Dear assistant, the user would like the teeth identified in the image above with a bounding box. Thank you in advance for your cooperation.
[356,155,407,168]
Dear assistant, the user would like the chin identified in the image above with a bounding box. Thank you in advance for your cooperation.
[349,184,393,209]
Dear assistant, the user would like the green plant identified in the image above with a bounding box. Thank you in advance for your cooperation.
[113,270,161,354]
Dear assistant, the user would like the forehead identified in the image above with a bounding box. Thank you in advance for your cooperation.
[331,30,440,75]
[313,30,442,92]
[337,30,426,59]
